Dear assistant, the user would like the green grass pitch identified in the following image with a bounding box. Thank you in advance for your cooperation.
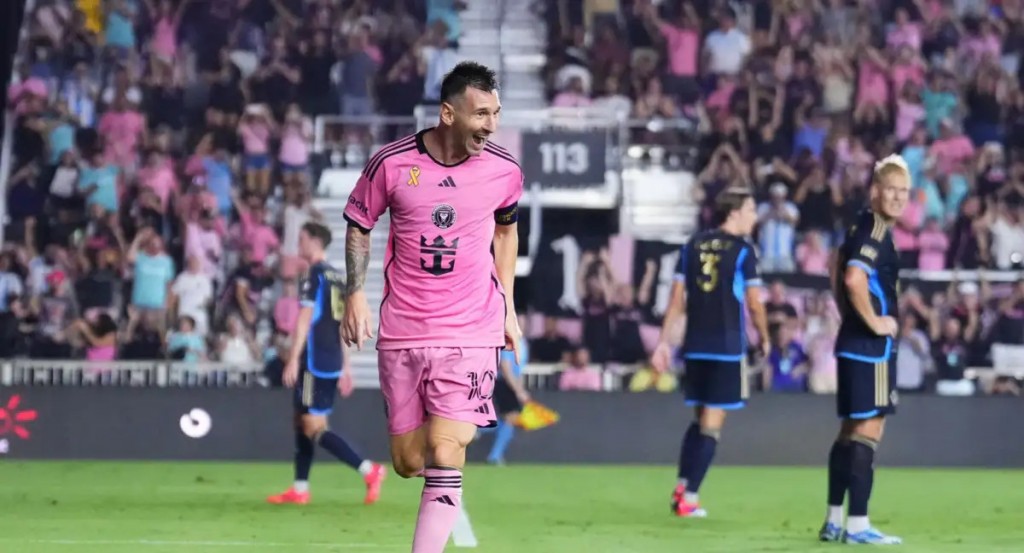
[0,462,1022,552]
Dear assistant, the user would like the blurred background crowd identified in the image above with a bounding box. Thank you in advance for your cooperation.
[541,0,1024,272]
[532,0,1024,395]
[3,0,461,367]
[3,0,1024,397]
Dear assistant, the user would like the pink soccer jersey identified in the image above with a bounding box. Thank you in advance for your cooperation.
[343,130,523,350]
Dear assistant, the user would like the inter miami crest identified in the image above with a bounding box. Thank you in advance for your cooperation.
[432,204,457,229]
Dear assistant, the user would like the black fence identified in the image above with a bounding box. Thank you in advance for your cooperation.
[2,388,1022,468]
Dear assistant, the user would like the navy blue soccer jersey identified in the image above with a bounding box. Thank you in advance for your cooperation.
[675,231,762,361]
[834,209,900,362]
[300,261,346,378]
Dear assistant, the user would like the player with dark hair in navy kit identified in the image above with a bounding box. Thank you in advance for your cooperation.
[818,155,910,545]
[651,187,771,518]
[266,222,386,506]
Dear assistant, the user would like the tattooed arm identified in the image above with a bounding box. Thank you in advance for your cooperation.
[345,225,371,295]
[342,223,374,348]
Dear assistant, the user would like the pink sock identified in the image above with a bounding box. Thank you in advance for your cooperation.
[411,466,462,553]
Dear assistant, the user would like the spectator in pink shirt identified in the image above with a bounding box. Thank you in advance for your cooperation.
[559,347,604,391]
[177,178,221,229]
[233,194,280,265]
[855,48,890,112]
[98,94,146,169]
[185,209,223,281]
[137,150,177,212]
[238,104,276,197]
[552,77,593,108]
[917,217,949,270]
[890,47,925,98]
[886,8,921,51]
[7,66,48,115]
[278,104,313,190]
[273,280,300,336]
[959,20,1002,66]
[929,120,976,174]
[641,2,700,79]
[892,190,924,266]
[895,83,925,142]
[796,231,830,276]
[147,0,188,64]
[705,74,737,112]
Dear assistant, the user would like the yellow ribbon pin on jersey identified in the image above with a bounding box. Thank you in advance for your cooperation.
[408,166,420,187]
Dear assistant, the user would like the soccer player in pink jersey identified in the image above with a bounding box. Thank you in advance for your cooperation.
[342,62,522,553]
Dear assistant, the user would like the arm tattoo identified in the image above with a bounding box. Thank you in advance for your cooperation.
[346,226,371,294]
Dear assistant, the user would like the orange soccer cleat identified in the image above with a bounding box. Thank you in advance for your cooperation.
[266,487,310,505]
[363,463,387,505]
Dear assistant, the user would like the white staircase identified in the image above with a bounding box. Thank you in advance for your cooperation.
[458,0,548,111]
[318,197,389,389]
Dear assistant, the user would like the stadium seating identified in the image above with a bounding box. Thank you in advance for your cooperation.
[3,0,1024,398]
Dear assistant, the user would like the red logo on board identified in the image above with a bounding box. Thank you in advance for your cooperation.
[0,395,38,440]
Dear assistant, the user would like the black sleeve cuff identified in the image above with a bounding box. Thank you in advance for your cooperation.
[344,214,371,234]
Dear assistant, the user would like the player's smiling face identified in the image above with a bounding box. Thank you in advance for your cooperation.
[448,87,501,156]
[875,172,911,220]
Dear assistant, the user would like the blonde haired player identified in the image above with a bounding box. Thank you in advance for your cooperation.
[819,154,910,545]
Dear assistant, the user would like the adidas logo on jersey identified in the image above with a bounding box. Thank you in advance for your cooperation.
[438,177,456,188]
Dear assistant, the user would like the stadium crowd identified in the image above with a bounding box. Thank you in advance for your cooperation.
[542,0,1024,271]
[536,0,1024,395]
[2,0,462,364]
[4,0,1024,397]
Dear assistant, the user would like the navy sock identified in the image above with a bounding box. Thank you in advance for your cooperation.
[687,427,720,493]
[677,423,700,481]
[827,439,851,506]
[317,430,365,471]
[847,436,877,517]
[295,431,314,481]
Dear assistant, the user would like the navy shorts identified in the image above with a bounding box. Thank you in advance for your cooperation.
[246,154,270,171]
[683,358,748,410]
[836,354,898,419]
[279,163,306,174]
[493,378,522,416]
[294,369,339,416]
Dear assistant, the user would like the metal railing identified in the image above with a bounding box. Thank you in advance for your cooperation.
[311,108,701,171]
[1,360,265,387]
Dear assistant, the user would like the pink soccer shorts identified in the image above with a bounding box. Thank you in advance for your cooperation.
[378,347,500,435]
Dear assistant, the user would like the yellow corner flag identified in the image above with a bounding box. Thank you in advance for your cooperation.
[515,401,560,431]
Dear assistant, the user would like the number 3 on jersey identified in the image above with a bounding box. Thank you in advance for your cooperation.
[330,286,345,321]
[699,252,720,292]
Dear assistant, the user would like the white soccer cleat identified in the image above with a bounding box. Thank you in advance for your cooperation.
[842,528,903,545]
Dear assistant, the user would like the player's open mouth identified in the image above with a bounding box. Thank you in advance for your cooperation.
[472,134,487,146]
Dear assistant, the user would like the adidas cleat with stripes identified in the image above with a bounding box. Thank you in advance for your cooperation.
[843,528,903,545]
[818,522,843,542]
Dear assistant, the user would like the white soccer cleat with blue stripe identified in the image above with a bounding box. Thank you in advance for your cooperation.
[842,528,903,545]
